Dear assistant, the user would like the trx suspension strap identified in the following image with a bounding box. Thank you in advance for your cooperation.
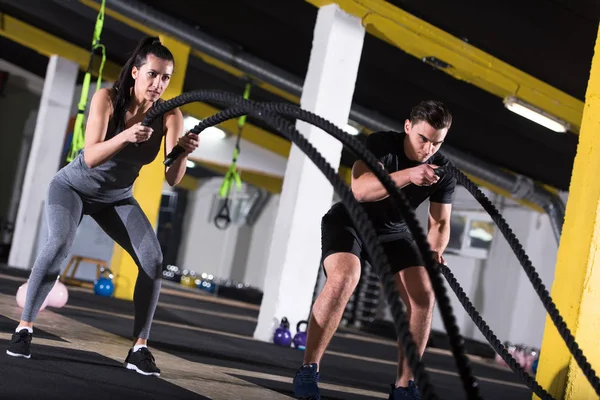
[66,0,107,162]
[213,81,253,229]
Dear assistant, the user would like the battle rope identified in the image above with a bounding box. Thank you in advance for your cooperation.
[150,90,600,398]
[146,92,442,399]
[437,263,555,399]
[450,167,600,395]
[256,101,481,398]
[66,0,106,162]
[270,98,600,396]
[213,81,253,229]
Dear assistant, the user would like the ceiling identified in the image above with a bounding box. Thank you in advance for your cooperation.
[0,0,598,191]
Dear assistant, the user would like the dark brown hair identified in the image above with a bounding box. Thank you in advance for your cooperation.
[111,36,174,127]
[410,100,452,130]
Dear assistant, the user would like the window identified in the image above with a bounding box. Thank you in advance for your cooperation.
[467,219,495,251]
[446,211,495,259]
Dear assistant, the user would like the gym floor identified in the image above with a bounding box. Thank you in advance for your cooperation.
[0,265,531,400]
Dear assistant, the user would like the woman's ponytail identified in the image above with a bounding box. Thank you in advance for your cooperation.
[110,36,174,128]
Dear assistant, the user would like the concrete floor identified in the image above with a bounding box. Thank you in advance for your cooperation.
[0,269,531,400]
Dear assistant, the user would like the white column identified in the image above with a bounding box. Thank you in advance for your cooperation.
[254,4,366,341]
[8,56,78,269]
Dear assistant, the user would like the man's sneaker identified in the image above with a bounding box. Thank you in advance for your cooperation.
[388,381,421,400]
[124,347,160,376]
[6,329,32,359]
[293,363,320,399]
[408,381,422,400]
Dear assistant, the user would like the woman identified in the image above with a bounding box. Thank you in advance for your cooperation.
[6,36,199,376]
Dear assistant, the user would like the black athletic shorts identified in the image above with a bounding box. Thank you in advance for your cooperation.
[320,214,425,275]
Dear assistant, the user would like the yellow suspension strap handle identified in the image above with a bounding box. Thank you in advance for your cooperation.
[66,0,107,163]
[214,81,253,229]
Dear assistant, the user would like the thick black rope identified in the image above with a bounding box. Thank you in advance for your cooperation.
[437,263,555,400]
[153,91,600,398]
[144,92,441,399]
[261,102,481,398]
[185,102,485,399]
[155,92,600,396]
[449,167,600,395]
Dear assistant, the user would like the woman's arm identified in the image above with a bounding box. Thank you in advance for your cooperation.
[164,108,199,186]
[83,88,153,168]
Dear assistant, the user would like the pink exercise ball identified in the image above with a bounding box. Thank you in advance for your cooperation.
[47,280,69,308]
[16,281,48,311]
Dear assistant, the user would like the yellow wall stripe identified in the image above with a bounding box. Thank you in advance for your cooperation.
[306,0,584,133]
[0,13,122,80]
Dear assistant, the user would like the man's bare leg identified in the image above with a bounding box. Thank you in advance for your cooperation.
[394,266,435,388]
[303,252,361,370]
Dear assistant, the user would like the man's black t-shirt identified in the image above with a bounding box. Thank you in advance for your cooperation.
[326,130,456,236]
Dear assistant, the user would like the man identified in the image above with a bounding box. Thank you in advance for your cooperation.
[293,100,456,400]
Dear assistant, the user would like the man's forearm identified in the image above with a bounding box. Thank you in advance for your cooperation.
[428,221,450,255]
[353,169,412,202]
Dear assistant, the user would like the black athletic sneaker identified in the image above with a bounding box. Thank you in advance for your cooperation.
[6,329,32,359]
[388,381,421,400]
[293,363,320,399]
[124,347,160,376]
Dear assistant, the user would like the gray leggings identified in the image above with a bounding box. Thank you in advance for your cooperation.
[22,178,163,340]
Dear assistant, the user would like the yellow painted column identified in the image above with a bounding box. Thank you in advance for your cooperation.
[535,27,600,399]
[111,35,190,300]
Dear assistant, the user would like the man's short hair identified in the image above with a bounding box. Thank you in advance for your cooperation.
[410,100,452,130]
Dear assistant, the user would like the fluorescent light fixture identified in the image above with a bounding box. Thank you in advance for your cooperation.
[344,123,361,136]
[503,96,570,133]
[186,160,196,168]
[183,115,227,140]
[201,126,226,140]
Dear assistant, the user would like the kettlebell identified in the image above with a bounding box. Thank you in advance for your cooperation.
[94,268,115,297]
[198,278,216,294]
[293,320,308,350]
[273,317,292,347]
